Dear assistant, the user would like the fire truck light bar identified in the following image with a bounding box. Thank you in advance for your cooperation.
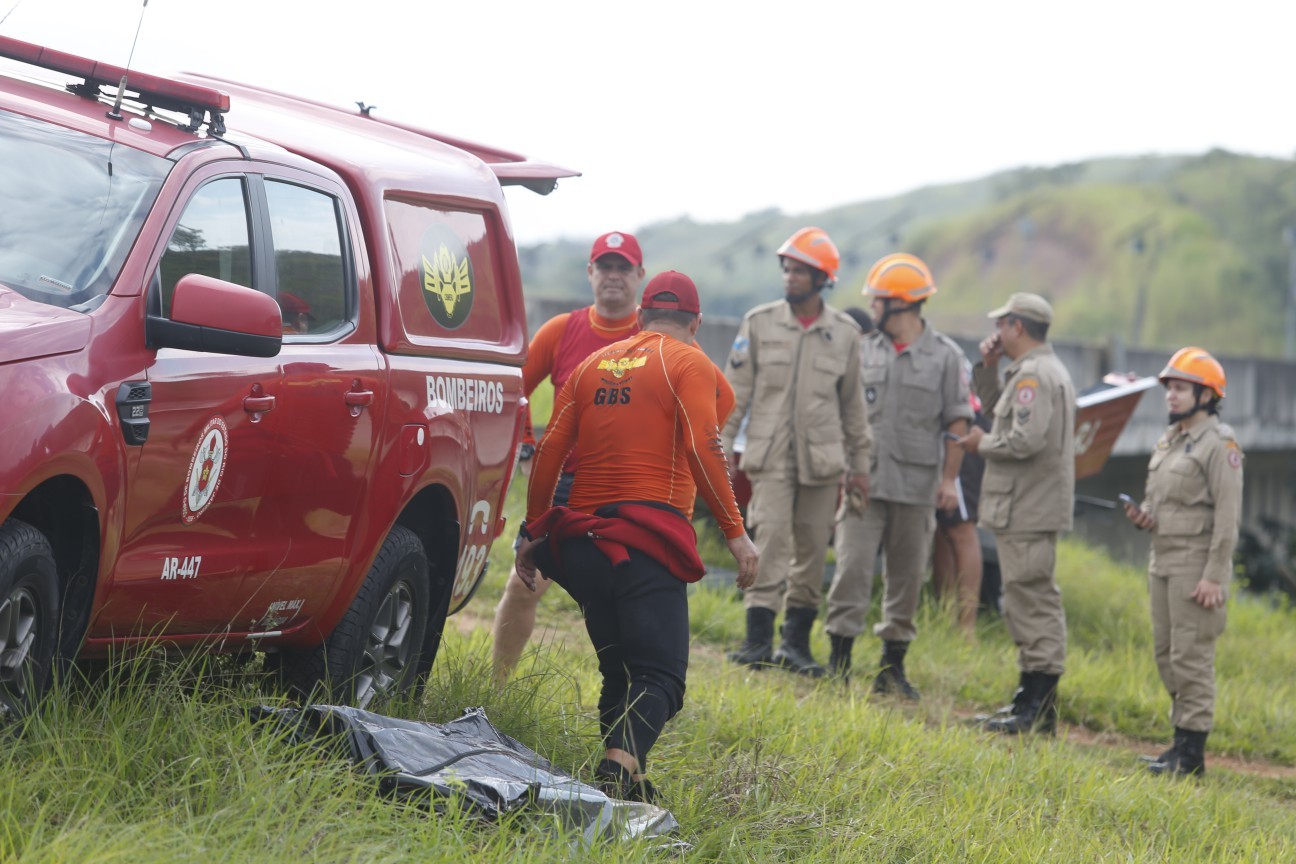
[0,34,229,114]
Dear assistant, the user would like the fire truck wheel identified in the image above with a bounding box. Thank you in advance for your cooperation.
[0,519,59,721]
[280,525,430,708]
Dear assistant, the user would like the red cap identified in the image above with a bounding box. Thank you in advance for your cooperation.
[641,270,700,314]
[278,292,312,316]
[589,231,643,266]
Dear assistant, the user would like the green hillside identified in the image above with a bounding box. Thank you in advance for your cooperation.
[519,151,1296,355]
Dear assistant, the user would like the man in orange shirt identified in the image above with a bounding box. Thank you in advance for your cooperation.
[515,271,758,802]
[492,231,645,682]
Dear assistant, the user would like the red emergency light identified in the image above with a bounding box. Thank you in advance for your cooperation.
[0,34,229,116]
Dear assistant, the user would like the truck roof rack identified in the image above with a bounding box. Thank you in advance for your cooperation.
[0,35,229,134]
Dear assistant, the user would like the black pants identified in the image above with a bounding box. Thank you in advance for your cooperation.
[538,536,689,771]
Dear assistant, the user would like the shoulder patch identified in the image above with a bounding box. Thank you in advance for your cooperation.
[1227,449,1243,469]
[1014,377,1038,405]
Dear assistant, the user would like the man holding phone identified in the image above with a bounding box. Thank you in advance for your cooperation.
[956,292,1075,734]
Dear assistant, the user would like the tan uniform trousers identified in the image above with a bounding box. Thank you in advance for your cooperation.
[1149,538,1227,733]
[826,500,935,641]
[744,470,838,612]
[996,531,1066,674]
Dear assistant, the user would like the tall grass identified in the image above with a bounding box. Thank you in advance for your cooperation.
[4,483,1294,860]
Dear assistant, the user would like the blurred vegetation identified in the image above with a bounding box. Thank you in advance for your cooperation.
[519,150,1296,355]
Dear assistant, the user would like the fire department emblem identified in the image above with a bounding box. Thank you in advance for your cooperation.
[420,226,474,329]
[597,356,647,379]
[183,416,228,524]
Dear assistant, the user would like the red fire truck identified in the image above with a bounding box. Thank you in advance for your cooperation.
[0,36,575,715]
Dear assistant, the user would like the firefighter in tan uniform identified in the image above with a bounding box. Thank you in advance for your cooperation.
[824,254,971,696]
[956,293,1074,734]
[723,227,872,677]
[1124,347,1242,777]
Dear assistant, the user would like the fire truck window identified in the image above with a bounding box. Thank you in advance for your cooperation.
[265,180,347,337]
[158,177,253,318]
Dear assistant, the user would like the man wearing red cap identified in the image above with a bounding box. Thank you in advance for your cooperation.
[516,270,757,802]
[492,231,646,682]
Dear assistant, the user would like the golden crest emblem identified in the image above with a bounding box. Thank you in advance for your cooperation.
[423,245,472,317]
[418,226,475,329]
[597,356,647,379]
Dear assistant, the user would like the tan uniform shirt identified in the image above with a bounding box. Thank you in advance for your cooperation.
[859,324,972,505]
[1145,416,1244,585]
[973,343,1075,533]
[722,300,871,485]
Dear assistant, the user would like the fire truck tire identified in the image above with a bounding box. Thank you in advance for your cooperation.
[0,519,60,721]
[280,525,430,708]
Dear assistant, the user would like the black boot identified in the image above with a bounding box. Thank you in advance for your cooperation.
[984,672,1059,734]
[975,671,1028,724]
[1141,728,1185,769]
[727,607,776,668]
[772,607,825,677]
[828,633,854,679]
[872,640,921,701]
[1149,728,1207,777]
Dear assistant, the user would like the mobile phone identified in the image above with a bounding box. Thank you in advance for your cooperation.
[1118,493,1136,507]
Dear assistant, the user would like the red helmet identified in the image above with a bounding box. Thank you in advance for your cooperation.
[864,253,936,303]
[777,227,840,283]
[1159,346,1226,399]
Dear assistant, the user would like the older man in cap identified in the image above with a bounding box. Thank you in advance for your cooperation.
[956,292,1075,735]
[492,231,646,682]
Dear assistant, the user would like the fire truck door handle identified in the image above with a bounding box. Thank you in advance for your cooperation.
[345,388,373,416]
[243,395,276,414]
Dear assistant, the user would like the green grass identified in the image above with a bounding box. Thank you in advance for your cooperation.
[5,478,1295,861]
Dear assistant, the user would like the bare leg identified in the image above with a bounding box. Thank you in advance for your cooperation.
[931,524,955,601]
[604,747,643,779]
[491,568,552,683]
[947,521,983,636]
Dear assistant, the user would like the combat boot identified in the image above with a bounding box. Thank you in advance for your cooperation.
[984,672,1059,735]
[1141,728,1185,771]
[1149,728,1207,777]
[975,671,1028,724]
[827,633,854,679]
[872,640,920,701]
[727,607,776,668]
[772,606,825,677]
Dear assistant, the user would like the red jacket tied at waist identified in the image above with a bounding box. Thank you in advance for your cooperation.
[526,503,705,583]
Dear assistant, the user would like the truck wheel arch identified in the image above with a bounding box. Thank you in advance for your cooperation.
[8,475,101,666]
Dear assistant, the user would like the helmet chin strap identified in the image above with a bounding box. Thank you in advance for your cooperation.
[876,298,912,335]
[1169,384,1210,425]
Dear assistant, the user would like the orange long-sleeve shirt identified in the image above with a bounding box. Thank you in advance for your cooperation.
[527,330,744,539]
[520,306,640,449]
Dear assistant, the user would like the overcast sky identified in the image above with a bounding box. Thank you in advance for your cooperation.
[4,0,1291,245]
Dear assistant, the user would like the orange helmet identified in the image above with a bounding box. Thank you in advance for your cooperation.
[777,227,840,283]
[864,253,936,303]
[1159,347,1226,399]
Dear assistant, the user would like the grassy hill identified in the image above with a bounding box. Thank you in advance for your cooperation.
[520,151,1296,355]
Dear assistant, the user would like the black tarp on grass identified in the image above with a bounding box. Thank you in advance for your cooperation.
[252,704,683,846]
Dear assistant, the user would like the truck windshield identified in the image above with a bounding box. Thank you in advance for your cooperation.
[0,108,169,309]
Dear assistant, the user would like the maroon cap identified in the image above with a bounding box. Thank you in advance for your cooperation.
[589,231,643,267]
[641,270,701,314]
